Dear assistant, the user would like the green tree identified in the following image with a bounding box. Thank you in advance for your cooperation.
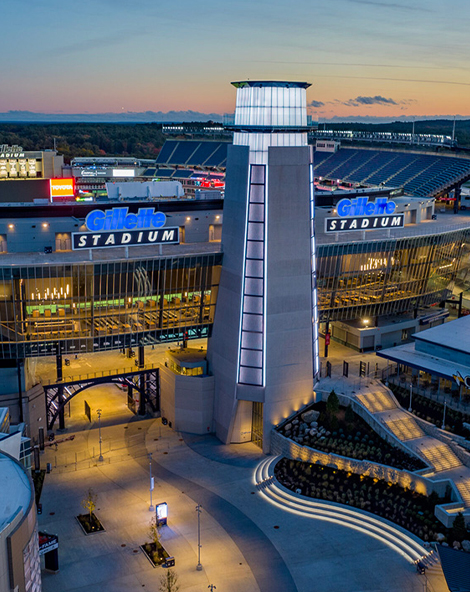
[159,569,179,592]
[451,512,467,543]
[326,390,340,416]
[81,488,97,521]
[345,404,355,424]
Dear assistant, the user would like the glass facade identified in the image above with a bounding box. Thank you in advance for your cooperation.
[0,253,221,358]
[317,228,470,321]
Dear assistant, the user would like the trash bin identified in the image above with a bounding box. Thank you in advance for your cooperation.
[46,462,52,474]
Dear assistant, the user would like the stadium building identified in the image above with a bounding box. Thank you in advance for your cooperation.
[0,83,469,452]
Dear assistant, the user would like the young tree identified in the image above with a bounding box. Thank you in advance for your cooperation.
[326,390,340,416]
[159,569,179,592]
[149,514,162,546]
[81,488,97,521]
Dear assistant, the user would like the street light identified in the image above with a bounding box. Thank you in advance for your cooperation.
[441,400,447,430]
[97,409,103,462]
[408,383,413,412]
[148,453,154,511]
[196,504,202,571]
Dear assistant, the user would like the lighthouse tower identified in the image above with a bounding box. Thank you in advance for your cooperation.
[208,81,319,452]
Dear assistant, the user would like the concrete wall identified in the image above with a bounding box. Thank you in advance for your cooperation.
[263,147,315,448]
[271,430,451,499]
[208,145,316,451]
[22,384,47,444]
[415,339,470,368]
[207,146,251,444]
[159,364,214,434]
[332,316,445,352]
[0,209,222,253]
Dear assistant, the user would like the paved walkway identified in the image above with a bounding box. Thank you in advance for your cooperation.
[38,389,449,592]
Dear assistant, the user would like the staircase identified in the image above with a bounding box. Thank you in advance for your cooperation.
[385,417,424,441]
[455,478,470,506]
[356,389,397,413]
[415,443,462,473]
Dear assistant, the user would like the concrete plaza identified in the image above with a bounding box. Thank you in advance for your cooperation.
[37,386,449,592]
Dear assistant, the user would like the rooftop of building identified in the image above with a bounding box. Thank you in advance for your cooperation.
[231,80,311,89]
[412,314,470,351]
[0,240,222,266]
[0,452,32,532]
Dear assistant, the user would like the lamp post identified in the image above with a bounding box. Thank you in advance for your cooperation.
[148,453,154,511]
[196,504,202,571]
[441,400,447,430]
[97,409,103,461]
[408,383,413,412]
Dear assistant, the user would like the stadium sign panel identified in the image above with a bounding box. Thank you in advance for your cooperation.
[325,214,404,233]
[85,207,166,232]
[50,178,75,199]
[336,197,397,217]
[72,227,180,249]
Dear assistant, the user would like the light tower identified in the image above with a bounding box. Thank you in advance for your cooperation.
[208,81,319,452]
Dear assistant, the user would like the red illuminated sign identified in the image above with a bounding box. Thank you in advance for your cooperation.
[50,178,75,199]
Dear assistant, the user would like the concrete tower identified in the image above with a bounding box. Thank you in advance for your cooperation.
[208,81,319,452]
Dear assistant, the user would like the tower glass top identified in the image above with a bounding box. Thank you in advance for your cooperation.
[232,81,310,130]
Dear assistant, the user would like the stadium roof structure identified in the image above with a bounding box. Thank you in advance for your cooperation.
[314,147,470,197]
[156,140,229,170]
[155,140,470,198]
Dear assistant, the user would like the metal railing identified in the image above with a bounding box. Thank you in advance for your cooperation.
[41,362,160,386]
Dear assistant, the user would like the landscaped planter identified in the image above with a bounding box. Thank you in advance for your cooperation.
[75,513,105,535]
[275,457,451,542]
[278,400,425,471]
[140,541,170,568]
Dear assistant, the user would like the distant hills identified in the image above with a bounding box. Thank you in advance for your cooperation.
[0,110,469,125]
[0,110,224,123]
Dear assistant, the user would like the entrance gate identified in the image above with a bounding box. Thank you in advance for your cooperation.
[44,367,160,431]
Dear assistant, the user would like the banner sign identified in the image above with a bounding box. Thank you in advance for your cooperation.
[50,178,75,199]
[39,532,59,555]
[72,227,179,250]
[325,214,404,232]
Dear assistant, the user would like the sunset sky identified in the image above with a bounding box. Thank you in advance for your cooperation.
[2,0,469,120]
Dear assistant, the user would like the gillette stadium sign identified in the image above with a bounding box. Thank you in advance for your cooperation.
[325,197,404,233]
[72,207,179,250]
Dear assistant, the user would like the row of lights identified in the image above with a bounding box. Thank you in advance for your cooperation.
[8,222,49,229]
[184,216,220,222]
[8,215,221,228]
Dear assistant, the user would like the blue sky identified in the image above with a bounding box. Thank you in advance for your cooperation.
[2,0,469,119]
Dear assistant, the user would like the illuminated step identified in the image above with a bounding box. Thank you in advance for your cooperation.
[419,444,462,473]
[455,479,470,507]
[385,417,424,441]
[357,390,397,413]
[254,456,434,566]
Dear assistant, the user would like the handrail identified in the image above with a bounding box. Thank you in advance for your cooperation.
[42,362,160,386]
